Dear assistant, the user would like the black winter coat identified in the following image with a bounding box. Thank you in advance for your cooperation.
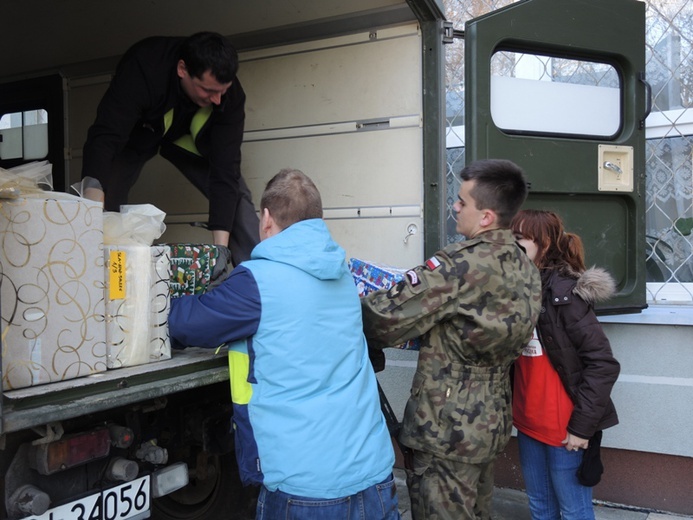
[82,36,246,233]
[537,268,620,439]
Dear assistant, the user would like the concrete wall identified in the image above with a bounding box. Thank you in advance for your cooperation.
[600,308,693,458]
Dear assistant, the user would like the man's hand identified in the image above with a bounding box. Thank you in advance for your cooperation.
[212,229,230,247]
[208,245,234,290]
[83,187,105,205]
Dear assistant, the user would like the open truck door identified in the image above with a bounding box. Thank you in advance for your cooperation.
[465,0,648,313]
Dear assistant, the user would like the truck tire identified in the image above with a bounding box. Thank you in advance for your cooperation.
[151,453,257,520]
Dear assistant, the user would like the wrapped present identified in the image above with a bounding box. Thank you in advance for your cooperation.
[168,244,219,297]
[104,245,171,368]
[348,258,420,350]
[0,193,107,390]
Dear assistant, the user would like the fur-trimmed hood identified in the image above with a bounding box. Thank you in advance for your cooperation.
[574,267,617,304]
[542,266,617,306]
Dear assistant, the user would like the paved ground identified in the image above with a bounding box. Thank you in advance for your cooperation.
[393,469,693,520]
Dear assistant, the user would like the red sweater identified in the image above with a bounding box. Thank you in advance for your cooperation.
[513,329,574,447]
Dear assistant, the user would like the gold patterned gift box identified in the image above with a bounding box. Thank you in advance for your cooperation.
[0,194,107,390]
[104,245,172,368]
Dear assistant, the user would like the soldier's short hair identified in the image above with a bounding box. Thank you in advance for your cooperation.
[261,169,323,230]
[459,159,528,228]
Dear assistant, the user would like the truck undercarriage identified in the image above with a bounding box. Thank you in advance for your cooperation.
[1,349,256,520]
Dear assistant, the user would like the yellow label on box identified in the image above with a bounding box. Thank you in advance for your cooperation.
[109,250,126,300]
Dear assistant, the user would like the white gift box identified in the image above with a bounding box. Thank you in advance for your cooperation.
[104,245,172,369]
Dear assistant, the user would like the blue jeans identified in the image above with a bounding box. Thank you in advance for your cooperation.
[256,474,401,520]
[517,431,595,520]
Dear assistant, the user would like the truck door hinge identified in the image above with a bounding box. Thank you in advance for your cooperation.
[443,21,464,44]
[443,22,454,44]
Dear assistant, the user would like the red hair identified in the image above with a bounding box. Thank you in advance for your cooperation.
[511,209,585,273]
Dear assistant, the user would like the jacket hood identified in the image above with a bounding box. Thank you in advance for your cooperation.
[250,218,346,280]
[574,267,617,303]
[543,266,617,304]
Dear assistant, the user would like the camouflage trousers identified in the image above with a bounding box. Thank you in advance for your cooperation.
[406,449,495,520]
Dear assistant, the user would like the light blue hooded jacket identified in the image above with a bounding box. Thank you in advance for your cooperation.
[169,219,394,498]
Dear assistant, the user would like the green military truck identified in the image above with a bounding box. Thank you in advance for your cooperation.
[0,0,649,518]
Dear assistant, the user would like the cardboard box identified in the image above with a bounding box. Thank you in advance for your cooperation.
[348,258,420,350]
[104,245,171,368]
[168,244,219,297]
[0,195,107,390]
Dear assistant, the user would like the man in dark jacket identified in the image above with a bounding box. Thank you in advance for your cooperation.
[82,31,259,265]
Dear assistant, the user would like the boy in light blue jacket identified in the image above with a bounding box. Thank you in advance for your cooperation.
[169,168,399,520]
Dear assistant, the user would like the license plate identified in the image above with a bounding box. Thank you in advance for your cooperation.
[24,475,150,520]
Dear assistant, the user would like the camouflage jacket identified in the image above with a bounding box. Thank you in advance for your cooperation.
[362,229,542,463]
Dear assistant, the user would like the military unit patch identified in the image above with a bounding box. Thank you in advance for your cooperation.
[406,269,420,286]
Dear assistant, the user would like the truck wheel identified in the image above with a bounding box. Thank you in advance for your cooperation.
[151,453,257,520]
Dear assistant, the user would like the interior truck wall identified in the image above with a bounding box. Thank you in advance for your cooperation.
[65,23,425,268]
[3,0,407,79]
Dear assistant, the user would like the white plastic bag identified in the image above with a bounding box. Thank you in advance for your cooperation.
[0,160,53,198]
[103,204,167,246]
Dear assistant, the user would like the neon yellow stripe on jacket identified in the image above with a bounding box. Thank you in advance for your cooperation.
[228,349,252,405]
[162,105,213,157]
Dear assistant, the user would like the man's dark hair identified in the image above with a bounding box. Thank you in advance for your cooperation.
[459,159,528,228]
[261,169,323,230]
[179,31,238,83]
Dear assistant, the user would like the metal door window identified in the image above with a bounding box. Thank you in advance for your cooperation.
[490,52,621,138]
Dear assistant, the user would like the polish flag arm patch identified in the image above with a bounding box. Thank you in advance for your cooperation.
[425,256,441,270]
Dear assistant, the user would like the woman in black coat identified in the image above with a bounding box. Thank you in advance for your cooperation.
[511,209,620,520]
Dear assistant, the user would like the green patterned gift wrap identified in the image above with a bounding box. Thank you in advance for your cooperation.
[167,244,219,297]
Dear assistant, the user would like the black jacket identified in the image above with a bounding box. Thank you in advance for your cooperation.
[537,267,620,439]
[82,36,246,233]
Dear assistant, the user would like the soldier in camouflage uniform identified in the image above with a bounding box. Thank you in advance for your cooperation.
[362,159,542,520]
